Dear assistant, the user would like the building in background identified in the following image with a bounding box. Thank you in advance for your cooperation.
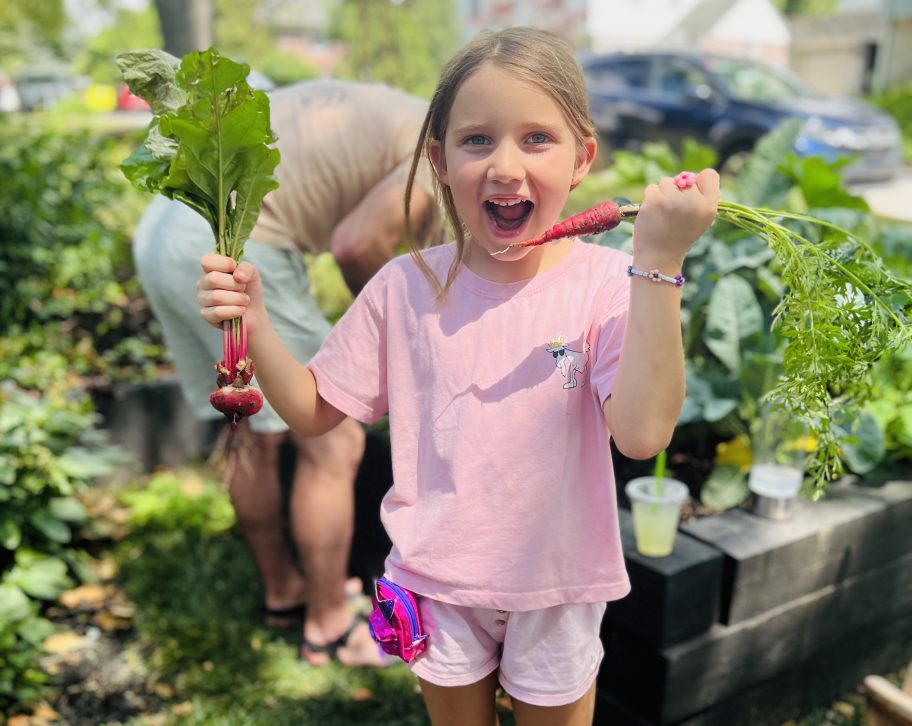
[457,0,791,69]
[587,0,790,66]
[788,0,912,96]
[457,0,589,44]
[874,0,912,91]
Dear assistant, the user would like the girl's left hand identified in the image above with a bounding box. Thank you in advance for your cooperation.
[632,168,720,269]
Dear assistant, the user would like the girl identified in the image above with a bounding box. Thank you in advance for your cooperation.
[198,27,719,726]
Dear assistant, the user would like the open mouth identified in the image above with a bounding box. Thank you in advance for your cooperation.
[485,199,533,233]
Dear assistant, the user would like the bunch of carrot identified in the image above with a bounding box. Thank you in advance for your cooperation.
[506,190,912,492]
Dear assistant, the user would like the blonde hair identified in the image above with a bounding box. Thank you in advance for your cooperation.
[404,27,595,298]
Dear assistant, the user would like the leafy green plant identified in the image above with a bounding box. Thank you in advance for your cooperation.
[0,383,122,712]
[864,342,912,464]
[870,84,912,161]
[118,471,236,534]
[579,125,912,499]
[116,48,279,262]
[0,115,169,388]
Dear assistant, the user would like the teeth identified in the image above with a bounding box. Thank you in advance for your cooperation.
[489,199,526,207]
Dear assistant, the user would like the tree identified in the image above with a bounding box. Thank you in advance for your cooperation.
[772,0,837,15]
[330,0,459,99]
[0,0,67,71]
[213,0,272,65]
[76,6,162,82]
[152,0,213,58]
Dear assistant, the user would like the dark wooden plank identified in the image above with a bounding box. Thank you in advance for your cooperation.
[597,549,912,723]
[681,482,912,624]
[678,612,912,726]
[609,509,723,648]
[662,549,912,721]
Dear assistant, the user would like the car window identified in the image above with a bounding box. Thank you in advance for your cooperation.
[650,61,711,100]
[585,59,651,91]
[704,57,814,103]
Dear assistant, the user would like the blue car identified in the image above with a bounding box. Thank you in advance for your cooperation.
[581,51,903,182]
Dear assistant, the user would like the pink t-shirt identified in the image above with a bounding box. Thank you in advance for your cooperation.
[309,240,633,611]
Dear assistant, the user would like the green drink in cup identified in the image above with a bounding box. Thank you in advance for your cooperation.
[626,451,690,558]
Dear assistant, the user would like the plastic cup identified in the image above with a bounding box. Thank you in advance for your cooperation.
[748,463,803,499]
[749,405,810,519]
[625,477,689,558]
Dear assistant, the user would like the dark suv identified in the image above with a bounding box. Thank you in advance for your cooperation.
[580,51,903,182]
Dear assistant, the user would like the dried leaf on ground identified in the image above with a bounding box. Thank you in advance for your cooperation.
[59,584,108,610]
[171,701,194,716]
[43,631,91,655]
[93,610,133,632]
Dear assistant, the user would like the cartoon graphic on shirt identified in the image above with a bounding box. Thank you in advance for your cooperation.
[545,335,590,389]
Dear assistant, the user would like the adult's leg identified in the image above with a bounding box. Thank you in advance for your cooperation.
[418,670,501,726]
[290,419,382,665]
[227,422,308,616]
[509,682,596,726]
[133,201,307,616]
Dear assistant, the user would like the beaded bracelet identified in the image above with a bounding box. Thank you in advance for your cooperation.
[626,264,685,288]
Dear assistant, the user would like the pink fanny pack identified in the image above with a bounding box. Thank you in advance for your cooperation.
[368,577,428,663]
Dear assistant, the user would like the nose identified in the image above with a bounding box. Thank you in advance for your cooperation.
[486,141,524,183]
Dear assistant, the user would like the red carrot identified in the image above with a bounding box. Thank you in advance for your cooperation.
[505,200,640,250]
[507,173,697,250]
[209,317,264,430]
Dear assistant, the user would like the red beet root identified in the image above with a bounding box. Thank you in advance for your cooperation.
[508,200,639,249]
[210,383,264,427]
[211,316,261,429]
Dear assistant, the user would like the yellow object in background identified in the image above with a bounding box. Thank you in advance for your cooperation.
[85,84,117,112]
[715,433,753,471]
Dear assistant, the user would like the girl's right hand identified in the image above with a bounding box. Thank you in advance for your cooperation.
[197,254,267,332]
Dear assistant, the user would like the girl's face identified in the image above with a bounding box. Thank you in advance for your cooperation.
[430,62,596,277]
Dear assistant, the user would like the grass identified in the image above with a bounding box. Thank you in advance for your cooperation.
[98,469,438,725]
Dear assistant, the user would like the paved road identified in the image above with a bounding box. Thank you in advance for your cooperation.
[850,166,912,223]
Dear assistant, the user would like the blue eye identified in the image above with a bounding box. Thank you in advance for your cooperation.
[528,133,551,144]
[465,135,488,146]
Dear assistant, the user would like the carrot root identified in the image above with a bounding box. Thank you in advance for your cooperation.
[495,201,639,253]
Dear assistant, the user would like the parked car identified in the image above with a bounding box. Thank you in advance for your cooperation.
[14,63,78,111]
[581,51,904,183]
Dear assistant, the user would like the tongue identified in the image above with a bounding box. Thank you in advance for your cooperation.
[494,203,528,221]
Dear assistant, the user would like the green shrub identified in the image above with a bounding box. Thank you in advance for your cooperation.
[0,383,121,712]
[0,116,167,388]
[576,129,908,506]
[870,84,912,161]
[256,50,320,87]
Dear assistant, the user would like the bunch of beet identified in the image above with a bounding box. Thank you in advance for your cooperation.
[209,317,264,429]
[116,48,280,432]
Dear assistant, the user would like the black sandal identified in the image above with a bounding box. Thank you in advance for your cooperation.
[263,602,307,629]
[300,613,385,665]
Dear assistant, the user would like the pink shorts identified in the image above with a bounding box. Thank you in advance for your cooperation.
[408,598,608,707]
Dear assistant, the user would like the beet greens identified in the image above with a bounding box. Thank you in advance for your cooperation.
[117,48,279,428]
